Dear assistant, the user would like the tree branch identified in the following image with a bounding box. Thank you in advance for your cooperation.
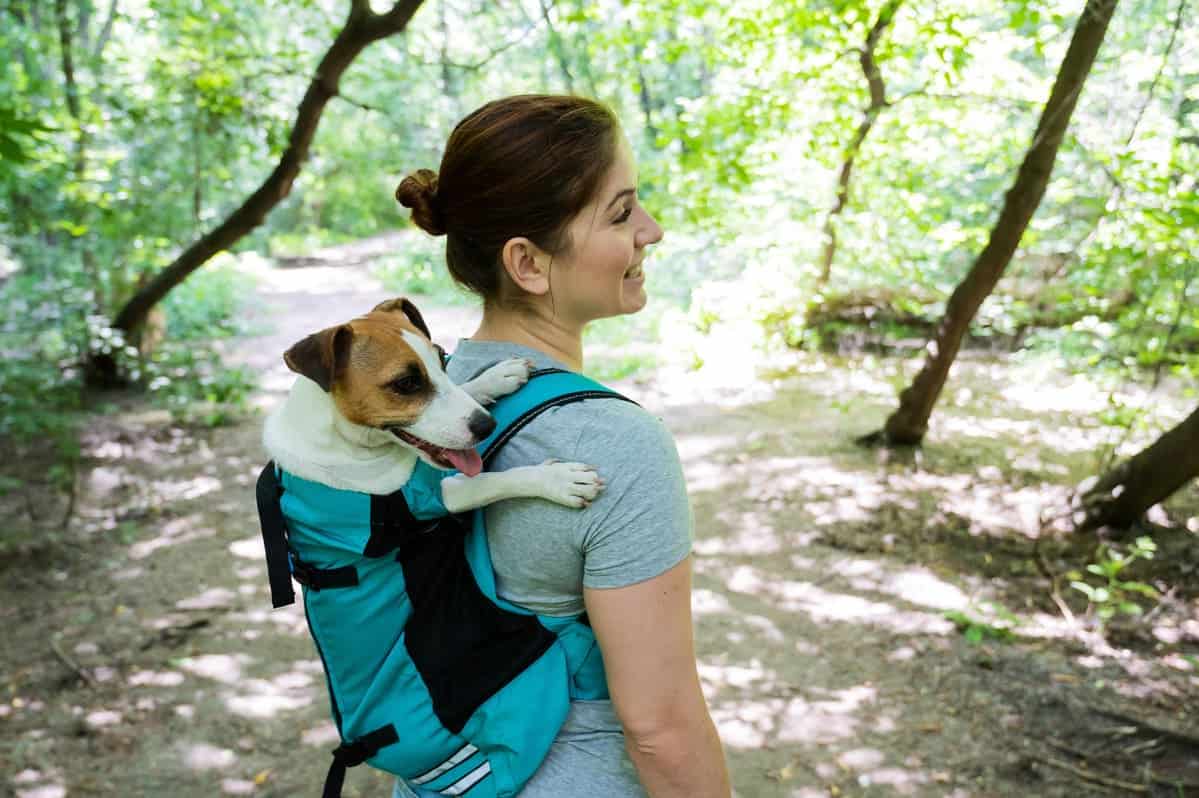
[538,0,575,91]
[815,0,903,287]
[90,0,117,63]
[107,0,428,344]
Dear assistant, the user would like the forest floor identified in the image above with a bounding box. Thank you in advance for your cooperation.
[2,236,1198,798]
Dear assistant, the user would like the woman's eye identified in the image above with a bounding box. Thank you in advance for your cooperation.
[614,206,633,224]
[391,375,423,394]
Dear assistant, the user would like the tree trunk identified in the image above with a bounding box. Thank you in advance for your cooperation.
[538,0,575,92]
[816,0,902,288]
[1077,404,1199,534]
[866,0,1119,447]
[95,0,425,383]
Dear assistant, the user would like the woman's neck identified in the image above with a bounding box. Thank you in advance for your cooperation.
[471,305,584,371]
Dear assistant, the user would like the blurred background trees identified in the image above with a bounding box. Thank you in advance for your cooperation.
[1,0,1195,536]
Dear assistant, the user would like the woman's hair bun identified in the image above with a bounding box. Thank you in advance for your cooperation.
[396,169,446,236]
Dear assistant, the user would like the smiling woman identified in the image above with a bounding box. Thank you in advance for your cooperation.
[394,95,731,798]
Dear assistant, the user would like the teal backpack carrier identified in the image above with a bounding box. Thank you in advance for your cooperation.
[256,368,634,798]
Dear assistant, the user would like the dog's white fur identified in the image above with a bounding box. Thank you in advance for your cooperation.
[263,333,603,511]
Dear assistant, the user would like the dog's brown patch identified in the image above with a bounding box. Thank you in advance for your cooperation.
[283,296,438,430]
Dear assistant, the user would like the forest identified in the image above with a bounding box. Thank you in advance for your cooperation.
[1,0,1197,795]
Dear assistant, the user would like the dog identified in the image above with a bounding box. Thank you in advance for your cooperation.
[262,296,604,514]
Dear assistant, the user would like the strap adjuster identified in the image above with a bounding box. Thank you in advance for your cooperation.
[323,726,399,798]
[290,555,359,592]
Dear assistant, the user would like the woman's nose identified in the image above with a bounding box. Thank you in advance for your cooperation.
[637,211,664,248]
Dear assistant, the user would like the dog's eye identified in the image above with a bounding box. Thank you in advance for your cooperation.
[390,374,424,394]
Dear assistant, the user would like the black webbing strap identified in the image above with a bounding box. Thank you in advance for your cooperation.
[257,462,363,606]
[479,368,638,466]
[256,462,295,609]
[290,557,359,591]
[323,725,399,798]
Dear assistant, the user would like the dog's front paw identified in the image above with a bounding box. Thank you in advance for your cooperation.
[463,358,534,406]
[536,459,605,508]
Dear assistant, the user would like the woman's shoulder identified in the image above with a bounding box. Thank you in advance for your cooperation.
[552,394,677,460]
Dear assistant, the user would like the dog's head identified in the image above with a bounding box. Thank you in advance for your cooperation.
[283,297,493,475]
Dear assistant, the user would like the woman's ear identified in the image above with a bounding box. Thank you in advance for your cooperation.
[500,237,551,296]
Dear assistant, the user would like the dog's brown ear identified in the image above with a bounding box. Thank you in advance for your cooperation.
[373,296,431,339]
[283,324,353,392]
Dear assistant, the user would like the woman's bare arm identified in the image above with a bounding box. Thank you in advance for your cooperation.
[584,557,731,798]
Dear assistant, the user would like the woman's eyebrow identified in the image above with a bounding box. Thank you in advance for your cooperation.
[605,187,636,211]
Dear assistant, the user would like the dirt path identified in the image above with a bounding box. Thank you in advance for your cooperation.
[2,254,1197,797]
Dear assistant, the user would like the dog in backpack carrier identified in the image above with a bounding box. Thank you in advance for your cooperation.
[256,297,621,798]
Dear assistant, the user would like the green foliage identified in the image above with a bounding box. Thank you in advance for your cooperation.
[370,238,472,305]
[944,601,1020,644]
[161,258,258,340]
[2,0,1196,462]
[144,347,257,427]
[1068,536,1160,628]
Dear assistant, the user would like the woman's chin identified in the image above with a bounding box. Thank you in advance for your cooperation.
[622,278,648,313]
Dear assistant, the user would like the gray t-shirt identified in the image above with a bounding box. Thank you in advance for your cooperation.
[447,339,692,613]
[396,339,691,798]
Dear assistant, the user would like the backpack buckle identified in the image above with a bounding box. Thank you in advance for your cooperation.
[290,557,320,590]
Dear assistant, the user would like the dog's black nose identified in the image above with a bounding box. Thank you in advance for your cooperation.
[468,411,496,440]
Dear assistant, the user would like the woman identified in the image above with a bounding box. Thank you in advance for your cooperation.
[394,95,731,798]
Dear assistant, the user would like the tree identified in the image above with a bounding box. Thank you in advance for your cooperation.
[862,0,1121,446]
[89,0,426,384]
[816,0,904,289]
[1075,404,1199,534]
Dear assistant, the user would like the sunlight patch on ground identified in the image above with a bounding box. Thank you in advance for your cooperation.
[129,514,217,559]
[769,354,900,402]
[301,720,341,747]
[709,696,789,748]
[694,509,793,554]
[1000,369,1112,416]
[692,588,733,615]
[228,535,265,560]
[176,587,238,611]
[722,563,955,635]
[180,741,237,770]
[177,654,248,684]
[84,709,122,728]
[12,769,66,798]
[129,669,185,687]
[235,605,311,635]
[937,481,1071,538]
[153,475,224,502]
[220,778,257,795]
[847,568,970,612]
[684,459,742,494]
[224,677,315,718]
[934,414,1105,455]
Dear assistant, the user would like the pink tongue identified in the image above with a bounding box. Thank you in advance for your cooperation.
[443,447,483,477]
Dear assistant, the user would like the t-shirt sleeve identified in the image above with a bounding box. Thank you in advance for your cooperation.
[573,405,693,590]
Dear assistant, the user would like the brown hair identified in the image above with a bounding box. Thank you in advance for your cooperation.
[396,95,620,306]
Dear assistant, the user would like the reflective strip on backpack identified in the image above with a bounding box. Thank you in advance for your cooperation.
[441,761,491,796]
[410,743,479,785]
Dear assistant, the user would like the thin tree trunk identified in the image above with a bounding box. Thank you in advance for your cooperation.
[538,0,575,92]
[816,0,902,288]
[438,0,453,96]
[864,0,1120,447]
[54,0,85,178]
[1077,404,1199,534]
[101,0,425,378]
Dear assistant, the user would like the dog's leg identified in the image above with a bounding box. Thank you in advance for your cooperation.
[441,460,604,512]
[459,358,535,406]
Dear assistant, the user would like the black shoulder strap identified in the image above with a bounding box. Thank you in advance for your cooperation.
[256,462,296,609]
[480,368,638,464]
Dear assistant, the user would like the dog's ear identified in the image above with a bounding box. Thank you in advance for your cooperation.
[373,296,431,339]
[283,324,353,392]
